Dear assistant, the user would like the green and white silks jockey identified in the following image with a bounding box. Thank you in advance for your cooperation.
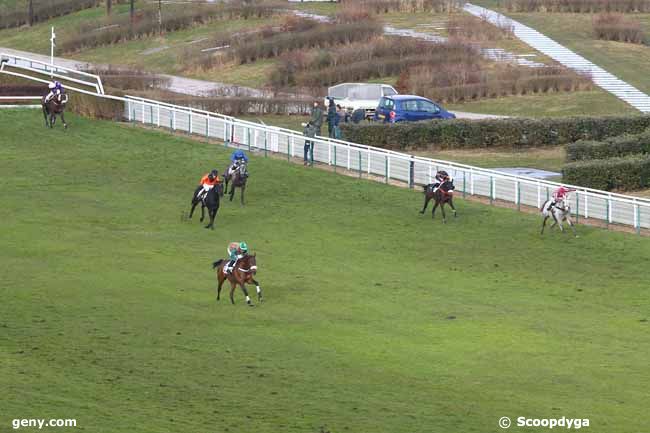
[225,241,248,274]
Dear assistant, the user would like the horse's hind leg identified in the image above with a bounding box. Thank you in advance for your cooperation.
[431,201,439,219]
[42,107,50,127]
[216,271,225,301]
[251,278,262,302]
[229,281,237,304]
[541,216,549,234]
[420,195,432,214]
[189,200,198,219]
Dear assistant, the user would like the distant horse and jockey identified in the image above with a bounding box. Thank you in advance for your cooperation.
[188,169,223,229]
[540,186,578,236]
[42,81,68,129]
[421,170,457,222]
[224,150,249,205]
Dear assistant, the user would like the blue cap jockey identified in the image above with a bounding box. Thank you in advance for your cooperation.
[230,150,248,163]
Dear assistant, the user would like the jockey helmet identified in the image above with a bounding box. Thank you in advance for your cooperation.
[55,81,62,89]
[210,169,218,177]
[239,241,248,253]
[48,82,56,89]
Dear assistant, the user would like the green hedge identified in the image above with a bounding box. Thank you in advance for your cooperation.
[340,115,650,150]
[68,92,124,121]
[566,130,650,161]
[562,155,650,191]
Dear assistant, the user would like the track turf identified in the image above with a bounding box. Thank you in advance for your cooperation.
[1,110,648,433]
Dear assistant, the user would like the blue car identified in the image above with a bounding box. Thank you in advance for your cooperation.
[374,95,455,123]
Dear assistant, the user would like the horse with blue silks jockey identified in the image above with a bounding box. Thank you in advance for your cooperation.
[224,150,249,205]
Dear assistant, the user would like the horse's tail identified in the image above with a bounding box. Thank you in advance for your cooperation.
[212,259,224,269]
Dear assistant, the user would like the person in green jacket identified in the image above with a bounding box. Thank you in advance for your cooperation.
[304,101,323,166]
[310,100,323,135]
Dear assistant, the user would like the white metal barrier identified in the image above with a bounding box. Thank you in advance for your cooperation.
[124,95,650,234]
[0,52,105,95]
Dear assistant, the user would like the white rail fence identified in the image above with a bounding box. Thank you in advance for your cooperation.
[124,96,650,234]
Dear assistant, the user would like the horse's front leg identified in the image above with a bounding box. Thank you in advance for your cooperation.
[240,183,245,206]
[420,195,432,214]
[566,216,578,237]
[199,203,205,222]
[205,208,217,230]
[229,186,235,202]
[240,283,253,306]
[60,111,67,129]
[448,198,457,217]
[251,278,262,302]
[440,203,447,223]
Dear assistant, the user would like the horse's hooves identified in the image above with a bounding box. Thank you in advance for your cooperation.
[419,211,424,214]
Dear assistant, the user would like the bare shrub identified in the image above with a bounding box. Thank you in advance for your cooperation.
[401,64,593,103]
[0,0,100,29]
[81,66,170,91]
[447,14,514,42]
[59,0,282,53]
[593,12,645,43]
[340,0,462,13]
[505,0,650,13]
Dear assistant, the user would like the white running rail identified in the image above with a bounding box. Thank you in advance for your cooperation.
[124,95,650,233]
[464,3,650,113]
[0,52,105,95]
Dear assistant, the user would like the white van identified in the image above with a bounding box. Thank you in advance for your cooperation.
[325,83,398,118]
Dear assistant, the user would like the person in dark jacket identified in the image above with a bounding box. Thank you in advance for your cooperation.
[326,97,337,138]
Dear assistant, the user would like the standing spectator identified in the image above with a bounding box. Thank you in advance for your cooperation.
[336,104,348,124]
[333,106,342,139]
[326,97,337,138]
[303,121,316,166]
[310,100,323,136]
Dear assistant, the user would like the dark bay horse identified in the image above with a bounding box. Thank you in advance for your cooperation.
[224,162,248,205]
[42,92,68,129]
[420,180,457,222]
[188,184,222,229]
[212,254,262,306]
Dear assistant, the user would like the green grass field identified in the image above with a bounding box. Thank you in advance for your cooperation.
[1,109,649,433]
